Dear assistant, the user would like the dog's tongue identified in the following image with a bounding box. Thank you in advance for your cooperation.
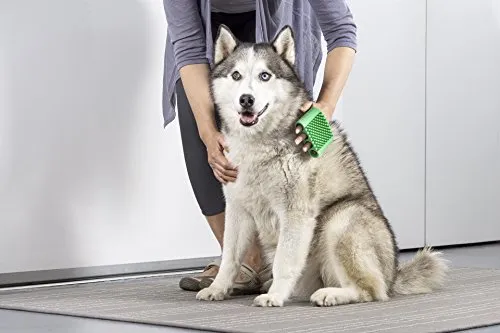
[240,112,258,125]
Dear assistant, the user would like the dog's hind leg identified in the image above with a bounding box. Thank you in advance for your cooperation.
[310,204,394,307]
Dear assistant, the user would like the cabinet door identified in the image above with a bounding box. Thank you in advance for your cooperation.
[426,0,500,245]
[341,0,426,249]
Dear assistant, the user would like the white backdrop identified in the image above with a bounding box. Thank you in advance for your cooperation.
[425,0,500,245]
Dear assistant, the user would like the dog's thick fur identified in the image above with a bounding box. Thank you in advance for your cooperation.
[196,25,448,307]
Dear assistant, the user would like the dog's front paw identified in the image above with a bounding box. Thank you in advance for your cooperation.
[253,293,284,307]
[196,286,227,301]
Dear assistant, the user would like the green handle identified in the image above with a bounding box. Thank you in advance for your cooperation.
[296,107,334,158]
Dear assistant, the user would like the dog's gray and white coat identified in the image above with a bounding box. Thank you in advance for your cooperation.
[196,25,448,307]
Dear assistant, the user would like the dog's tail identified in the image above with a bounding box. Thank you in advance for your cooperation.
[392,246,449,295]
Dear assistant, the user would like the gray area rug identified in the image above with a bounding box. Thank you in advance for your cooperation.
[0,267,499,333]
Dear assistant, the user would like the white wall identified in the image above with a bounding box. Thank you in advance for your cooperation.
[341,0,427,249]
[425,0,500,246]
[0,0,220,274]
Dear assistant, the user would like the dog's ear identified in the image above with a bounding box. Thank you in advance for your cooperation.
[214,24,238,65]
[272,26,295,65]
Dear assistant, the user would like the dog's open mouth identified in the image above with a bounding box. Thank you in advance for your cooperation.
[239,104,269,127]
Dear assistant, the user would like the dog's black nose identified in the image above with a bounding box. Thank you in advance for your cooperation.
[239,94,255,108]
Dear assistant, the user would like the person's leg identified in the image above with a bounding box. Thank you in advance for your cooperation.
[176,79,226,233]
[175,79,226,290]
[206,214,225,247]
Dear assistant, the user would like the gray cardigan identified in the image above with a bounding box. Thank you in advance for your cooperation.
[162,0,357,127]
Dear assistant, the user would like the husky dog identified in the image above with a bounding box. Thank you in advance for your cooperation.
[196,25,448,307]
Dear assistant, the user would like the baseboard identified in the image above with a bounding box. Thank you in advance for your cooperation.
[0,256,219,288]
[398,240,500,253]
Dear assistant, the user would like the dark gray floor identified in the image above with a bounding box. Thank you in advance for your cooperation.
[1,243,499,333]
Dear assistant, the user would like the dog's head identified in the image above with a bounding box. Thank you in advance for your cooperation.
[211,25,305,134]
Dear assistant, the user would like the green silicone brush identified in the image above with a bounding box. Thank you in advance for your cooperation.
[296,106,334,158]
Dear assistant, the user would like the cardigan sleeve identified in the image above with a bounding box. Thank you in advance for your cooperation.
[307,0,358,53]
[164,0,209,70]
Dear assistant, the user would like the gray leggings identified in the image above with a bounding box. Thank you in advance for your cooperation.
[176,11,256,216]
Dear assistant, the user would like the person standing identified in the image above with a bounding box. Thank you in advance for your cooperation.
[162,0,357,293]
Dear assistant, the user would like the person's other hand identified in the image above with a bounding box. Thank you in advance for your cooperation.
[203,131,237,184]
[294,101,334,153]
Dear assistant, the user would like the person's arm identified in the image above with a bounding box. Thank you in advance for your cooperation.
[307,0,357,118]
[178,65,217,143]
[296,0,357,150]
[312,47,355,119]
[164,0,213,138]
[164,1,236,182]
[180,64,237,183]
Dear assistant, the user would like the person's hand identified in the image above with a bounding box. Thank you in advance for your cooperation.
[202,130,237,184]
[294,101,334,153]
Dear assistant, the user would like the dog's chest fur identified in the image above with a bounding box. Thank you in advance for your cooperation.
[224,140,307,245]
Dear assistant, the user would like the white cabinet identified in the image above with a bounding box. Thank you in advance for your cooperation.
[425,0,500,246]
[341,1,427,249]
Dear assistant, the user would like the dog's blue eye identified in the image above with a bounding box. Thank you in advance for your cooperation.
[231,71,242,81]
[259,72,271,82]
